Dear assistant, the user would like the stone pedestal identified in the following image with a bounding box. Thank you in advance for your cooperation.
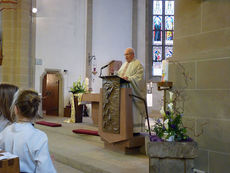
[145,137,198,173]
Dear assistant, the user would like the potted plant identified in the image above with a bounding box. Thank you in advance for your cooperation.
[65,77,87,123]
[146,90,198,173]
[152,91,190,142]
[70,77,87,94]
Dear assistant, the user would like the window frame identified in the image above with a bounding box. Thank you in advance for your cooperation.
[150,0,174,80]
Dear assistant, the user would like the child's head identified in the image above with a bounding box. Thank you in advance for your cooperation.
[11,89,41,120]
[0,83,19,122]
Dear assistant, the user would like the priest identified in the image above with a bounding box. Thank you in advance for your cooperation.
[117,47,146,134]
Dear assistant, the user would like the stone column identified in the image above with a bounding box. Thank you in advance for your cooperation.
[1,0,33,88]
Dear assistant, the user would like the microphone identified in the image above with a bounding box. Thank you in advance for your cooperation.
[101,60,115,69]
[100,60,115,77]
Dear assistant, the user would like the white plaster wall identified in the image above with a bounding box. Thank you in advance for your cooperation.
[91,0,133,92]
[35,0,87,106]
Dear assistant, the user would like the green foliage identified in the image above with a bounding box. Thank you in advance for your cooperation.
[70,77,86,94]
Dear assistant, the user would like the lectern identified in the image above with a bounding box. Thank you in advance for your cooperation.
[99,75,145,154]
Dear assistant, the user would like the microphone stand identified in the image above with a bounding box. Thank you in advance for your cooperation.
[99,65,107,77]
[99,68,102,77]
[99,61,115,77]
[129,94,151,136]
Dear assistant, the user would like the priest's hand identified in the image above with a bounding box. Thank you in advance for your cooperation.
[123,76,129,81]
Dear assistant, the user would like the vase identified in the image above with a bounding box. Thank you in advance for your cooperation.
[73,96,83,123]
[166,135,174,142]
[145,136,198,173]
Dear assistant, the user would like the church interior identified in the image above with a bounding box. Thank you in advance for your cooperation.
[0,0,230,172]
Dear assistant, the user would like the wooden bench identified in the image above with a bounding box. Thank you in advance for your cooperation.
[0,150,20,173]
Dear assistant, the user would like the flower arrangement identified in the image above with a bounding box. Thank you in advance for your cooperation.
[151,91,190,142]
[70,77,87,94]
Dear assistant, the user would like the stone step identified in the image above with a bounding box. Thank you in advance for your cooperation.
[53,160,84,173]
[35,117,148,173]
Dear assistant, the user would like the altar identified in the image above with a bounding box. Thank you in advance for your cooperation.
[81,93,100,125]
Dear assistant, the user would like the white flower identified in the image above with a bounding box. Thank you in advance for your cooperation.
[162,132,168,140]
[164,119,169,130]
[160,107,166,116]
[169,92,173,102]
[168,103,174,112]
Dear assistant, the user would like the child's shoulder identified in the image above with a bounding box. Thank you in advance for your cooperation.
[32,127,48,139]
[13,123,48,141]
[28,127,48,149]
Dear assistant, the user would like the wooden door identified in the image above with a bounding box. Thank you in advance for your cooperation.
[42,73,59,116]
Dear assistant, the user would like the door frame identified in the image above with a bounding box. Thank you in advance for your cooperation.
[40,69,64,117]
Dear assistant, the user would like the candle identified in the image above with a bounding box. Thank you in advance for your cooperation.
[162,59,168,82]
[85,77,89,92]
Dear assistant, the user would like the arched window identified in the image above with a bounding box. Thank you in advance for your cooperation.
[152,0,174,77]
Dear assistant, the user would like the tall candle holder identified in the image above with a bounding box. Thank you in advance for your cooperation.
[157,81,173,112]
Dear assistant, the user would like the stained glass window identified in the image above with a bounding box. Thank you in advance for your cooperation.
[153,1,162,15]
[165,1,174,15]
[153,16,162,45]
[165,31,173,45]
[165,16,174,30]
[165,47,173,58]
[153,47,162,62]
[152,0,174,76]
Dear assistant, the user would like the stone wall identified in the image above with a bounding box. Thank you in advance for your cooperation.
[169,0,230,172]
[1,0,33,88]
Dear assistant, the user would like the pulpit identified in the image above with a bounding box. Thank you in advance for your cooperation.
[99,75,145,154]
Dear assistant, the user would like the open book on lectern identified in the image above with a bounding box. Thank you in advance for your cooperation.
[99,75,130,84]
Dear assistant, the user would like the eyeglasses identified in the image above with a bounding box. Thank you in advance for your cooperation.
[124,53,133,56]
